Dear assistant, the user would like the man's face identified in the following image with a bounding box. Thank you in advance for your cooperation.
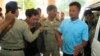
[61,13,65,18]
[48,8,57,18]
[15,9,19,17]
[69,5,79,19]
[29,15,38,24]
[85,15,93,22]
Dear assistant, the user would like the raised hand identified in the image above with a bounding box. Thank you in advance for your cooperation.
[5,11,15,24]
[38,26,45,32]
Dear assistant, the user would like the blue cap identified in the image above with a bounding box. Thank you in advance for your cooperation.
[6,1,21,11]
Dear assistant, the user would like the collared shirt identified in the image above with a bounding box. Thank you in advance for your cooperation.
[41,18,60,50]
[0,19,40,49]
[58,19,89,54]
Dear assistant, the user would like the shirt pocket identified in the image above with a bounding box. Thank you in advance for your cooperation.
[73,31,82,44]
[73,32,80,38]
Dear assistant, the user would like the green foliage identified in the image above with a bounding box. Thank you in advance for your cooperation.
[58,0,86,12]
[78,0,86,6]
[17,0,86,12]
[58,0,69,12]
[17,0,37,10]
[24,0,36,9]
[17,0,23,10]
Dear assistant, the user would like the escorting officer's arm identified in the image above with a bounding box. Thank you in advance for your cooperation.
[0,11,15,34]
[0,21,10,34]
[56,21,64,48]
[23,23,44,42]
[56,30,62,48]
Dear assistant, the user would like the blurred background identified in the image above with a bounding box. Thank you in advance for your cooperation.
[0,0,100,20]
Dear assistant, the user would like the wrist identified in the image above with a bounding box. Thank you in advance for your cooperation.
[79,44,84,49]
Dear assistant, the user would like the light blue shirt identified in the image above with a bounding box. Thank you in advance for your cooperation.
[58,19,89,54]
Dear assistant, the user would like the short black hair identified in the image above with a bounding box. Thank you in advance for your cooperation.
[25,8,39,17]
[61,12,64,14]
[69,1,81,11]
[84,10,93,16]
[47,5,57,12]
[37,8,41,12]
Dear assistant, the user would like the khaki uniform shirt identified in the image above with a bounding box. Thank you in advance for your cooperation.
[0,19,40,49]
[41,18,60,50]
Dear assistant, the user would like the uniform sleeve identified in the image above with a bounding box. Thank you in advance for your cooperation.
[82,24,89,41]
[23,22,41,42]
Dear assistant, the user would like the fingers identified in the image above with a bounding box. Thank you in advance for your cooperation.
[74,50,79,56]
[5,11,13,18]
[74,46,81,56]
[5,11,15,19]
[5,11,15,24]
[6,11,12,14]
[38,26,45,32]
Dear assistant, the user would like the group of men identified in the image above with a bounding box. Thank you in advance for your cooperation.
[0,1,97,56]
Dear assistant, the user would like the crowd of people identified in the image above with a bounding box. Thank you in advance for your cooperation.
[0,1,97,56]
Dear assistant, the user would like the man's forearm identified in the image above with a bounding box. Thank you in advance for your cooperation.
[77,40,87,49]
[74,40,87,56]
[24,29,41,43]
[0,21,11,33]
[56,31,62,48]
[55,31,61,41]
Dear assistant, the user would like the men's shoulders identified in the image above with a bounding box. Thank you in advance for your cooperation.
[16,19,28,28]
[59,19,70,27]
[18,19,27,24]
[61,19,70,24]
[40,19,48,26]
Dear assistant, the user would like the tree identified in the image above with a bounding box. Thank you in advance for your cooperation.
[57,0,69,12]
[57,0,86,12]
[17,0,37,10]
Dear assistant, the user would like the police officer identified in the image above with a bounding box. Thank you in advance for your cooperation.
[0,11,15,34]
[0,1,44,56]
[60,12,65,22]
[84,10,97,56]
[41,5,60,56]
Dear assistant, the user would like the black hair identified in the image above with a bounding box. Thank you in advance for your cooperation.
[47,5,57,12]
[0,7,2,11]
[0,7,2,16]
[69,1,81,11]
[84,10,93,16]
[61,12,64,14]
[37,8,41,12]
[25,8,39,17]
